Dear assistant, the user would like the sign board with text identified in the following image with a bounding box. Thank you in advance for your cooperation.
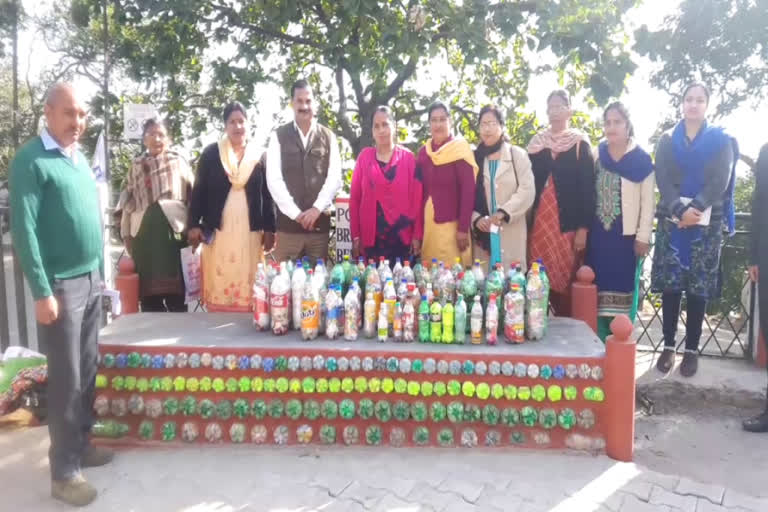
[123,104,158,140]
[335,197,351,263]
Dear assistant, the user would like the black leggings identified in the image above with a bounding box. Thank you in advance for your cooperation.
[662,291,707,351]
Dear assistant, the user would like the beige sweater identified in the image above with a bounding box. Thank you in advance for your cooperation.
[594,141,656,243]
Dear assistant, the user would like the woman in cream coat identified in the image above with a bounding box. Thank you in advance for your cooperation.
[585,101,655,340]
[472,105,536,272]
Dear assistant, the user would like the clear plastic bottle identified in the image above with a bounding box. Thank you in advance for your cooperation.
[485,263,505,319]
[381,259,393,284]
[425,282,434,304]
[439,265,456,305]
[325,284,341,340]
[459,271,478,307]
[366,261,382,316]
[363,291,377,339]
[252,263,270,330]
[418,295,430,343]
[504,284,525,344]
[403,294,416,343]
[341,254,353,290]
[429,258,440,287]
[414,262,426,294]
[430,300,442,343]
[266,262,278,287]
[312,268,328,334]
[401,260,415,284]
[291,260,307,330]
[314,258,327,283]
[392,302,403,342]
[451,257,463,280]
[442,301,454,344]
[330,259,346,295]
[377,257,388,283]
[344,285,360,341]
[472,259,486,292]
[508,262,526,294]
[271,262,291,335]
[377,302,389,342]
[393,258,403,285]
[383,278,397,329]
[454,294,467,344]
[525,262,548,340]
[300,270,319,340]
[485,293,499,345]
[397,278,409,303]
[470,295,483,344]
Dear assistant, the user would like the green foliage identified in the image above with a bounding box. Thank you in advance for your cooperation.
[635,0,768,118]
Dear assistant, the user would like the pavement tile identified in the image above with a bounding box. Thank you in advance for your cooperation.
[637,472,681,492]
[436,479,484,503]
[722,489,768,511]
[676,477,726,505]
[621,494,672,512]
[338,481,390,509]
[649,485,698,512]
[474,488,524,511]
[407,482,465,512]
[372,494,431,512]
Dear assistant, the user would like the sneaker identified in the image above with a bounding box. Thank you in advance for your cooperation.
[82,445,114,468]
[51,474,97,507]
[680,350,699,377]
[743,411,768,433]
[655,348,675,374]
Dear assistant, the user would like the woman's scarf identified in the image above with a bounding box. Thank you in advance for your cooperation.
[527,127,590,155]
[473,138,504,251]
[218,135,261,190]
[425,137,479,175]
[598,141,653,183]
[669,120,738,269]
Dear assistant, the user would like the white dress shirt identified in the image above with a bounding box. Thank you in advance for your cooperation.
[266,120,342,221]
[41,128,79,165]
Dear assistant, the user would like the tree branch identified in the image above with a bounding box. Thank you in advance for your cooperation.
[334,64,357,145]
[210,1,323,49]
[377,55,418,104]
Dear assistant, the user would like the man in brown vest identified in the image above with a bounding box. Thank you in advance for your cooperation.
[266,79,342,264]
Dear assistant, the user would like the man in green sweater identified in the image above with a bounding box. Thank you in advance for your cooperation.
[10,82,113,507]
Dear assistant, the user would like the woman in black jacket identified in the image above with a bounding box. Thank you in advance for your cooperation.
[187,102,276,312]
[527,89,596,316]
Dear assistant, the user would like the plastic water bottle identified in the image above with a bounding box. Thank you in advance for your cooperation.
[439,266,456,305]
[325,285,341,340]
[401,260,415,284]
[430,300,442,343]
[291,260,307,330]
[451,257,463,280]
[486,293,499,345]
[300,271,319,341]
[442,301,454,344]
[393,258,404,285]
[429,259,440,287]
[454,294,467,344]
[459,271,478,307]
[472,259,485,292]
[383,278,397,328]
[330,260,346,294]
[393,302,403,342]
[378,302,389,342]
[363,291,377,339]
[252,263,270,330]
[504,284,525,344]
[397,278,409,303]
[312,268,328,334]
[526,263,548,340]
[470,295,483,344]
[418,295,430,343]
[425,282,434,304]
[403,295,416,342]
[366,261,382,316]
[270,262,291,335]
[381,259,393,283]
[508,262,526,294]
[344,285,360,341]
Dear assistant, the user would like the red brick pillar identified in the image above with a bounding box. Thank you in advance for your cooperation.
[604,314,636,462]
[571,265,598,334]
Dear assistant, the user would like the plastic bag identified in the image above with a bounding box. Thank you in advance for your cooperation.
[180,246,202,304]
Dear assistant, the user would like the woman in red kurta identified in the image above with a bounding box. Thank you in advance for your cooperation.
[415,101,478,267]
[350,106,423,262]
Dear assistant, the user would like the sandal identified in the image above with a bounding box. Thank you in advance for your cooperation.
[656,348,675,374]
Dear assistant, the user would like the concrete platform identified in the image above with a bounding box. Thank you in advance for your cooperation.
[99,313,605,358]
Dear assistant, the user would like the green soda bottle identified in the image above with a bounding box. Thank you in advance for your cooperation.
[454,294,467,344]
[442,301,454,343]
[418,295,430,342]
[430,300,442,343]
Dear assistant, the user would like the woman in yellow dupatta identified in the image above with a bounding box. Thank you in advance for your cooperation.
[188,102,276,311]
[415,101,479,267]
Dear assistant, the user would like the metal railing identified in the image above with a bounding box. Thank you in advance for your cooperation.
[1,203,37,352]
[634,213,755,359]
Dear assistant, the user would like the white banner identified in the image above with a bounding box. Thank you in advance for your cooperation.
[335,197,351,263]
[123,103,157,140]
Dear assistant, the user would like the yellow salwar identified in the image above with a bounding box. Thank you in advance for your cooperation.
[421,197,473,268]
[201,136,264,312]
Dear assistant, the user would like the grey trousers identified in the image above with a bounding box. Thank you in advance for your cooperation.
[37,269,101,481]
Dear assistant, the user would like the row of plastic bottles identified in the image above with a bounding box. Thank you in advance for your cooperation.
[252,256,550,343]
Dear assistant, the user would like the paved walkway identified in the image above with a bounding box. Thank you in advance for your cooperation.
[2,426,766,512]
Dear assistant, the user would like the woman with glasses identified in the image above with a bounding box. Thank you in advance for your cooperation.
[415,101,478,266]
[585,102,655,341]
[472,104,535,272]
[527,90,596,316]
[118,118,195,312]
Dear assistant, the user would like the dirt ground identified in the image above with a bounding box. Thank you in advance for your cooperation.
[634,381,768,497]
